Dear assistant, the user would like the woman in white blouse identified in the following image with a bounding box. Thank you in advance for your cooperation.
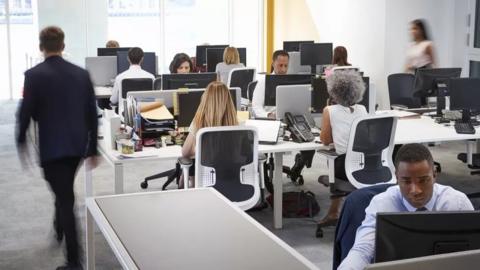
[405,19,436,73]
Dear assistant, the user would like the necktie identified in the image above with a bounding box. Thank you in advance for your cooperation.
[416,207,427,212]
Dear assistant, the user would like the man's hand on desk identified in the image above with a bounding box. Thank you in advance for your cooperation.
[85,155,100,171]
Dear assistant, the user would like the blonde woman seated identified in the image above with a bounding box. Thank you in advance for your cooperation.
[318,70,367,226]
[180,81,238,187]
[215,47,245,84]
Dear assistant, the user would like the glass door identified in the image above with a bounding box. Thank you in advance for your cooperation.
[468,0,480,78]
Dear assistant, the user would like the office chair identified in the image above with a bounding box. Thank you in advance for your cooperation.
[316,115,398,238]
[332,184,394,270]
[247,81,258,102]
[179,126,260,210]
[153,77,162,90]
[388,73,421,108]
[227,68,256,99]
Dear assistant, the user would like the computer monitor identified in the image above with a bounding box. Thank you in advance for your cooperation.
[85,56,117,86]
[97,47,131,56]
[311,77,329,113]
[206,48,247,72]
[264,74,312,106]
[161,73,217,90]
[449,78,480,122]
[413,68,462,115]
[176,88,239,128]
[375,211,480,263]
[116,51,156,76]
[283,40,314,52]
[300,43,333,74]
[195,44,229,68]
[359,77,371,113]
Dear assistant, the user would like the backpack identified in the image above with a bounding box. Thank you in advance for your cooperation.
[266,190,320,218]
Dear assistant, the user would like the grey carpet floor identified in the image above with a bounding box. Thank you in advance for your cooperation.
[1,99,479,270]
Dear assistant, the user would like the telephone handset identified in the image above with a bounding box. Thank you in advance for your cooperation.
[284,112,315,143]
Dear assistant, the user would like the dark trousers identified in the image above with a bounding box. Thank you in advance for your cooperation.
[43,157,81,265]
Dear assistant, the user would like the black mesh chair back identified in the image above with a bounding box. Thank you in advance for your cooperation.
[388,73,420,108]
[247,81,258,102]
[228,68,256,99]
[196,126,259,209]
[345,115,397,188]
[121,78,153,99]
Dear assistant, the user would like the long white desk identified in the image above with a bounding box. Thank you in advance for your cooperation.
[87,137,321,229]
[95,86,112,98]
[394,116,480,144]
[85,188,318,270]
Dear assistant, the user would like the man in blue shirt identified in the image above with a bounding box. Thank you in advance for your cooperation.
[338,143,474,270]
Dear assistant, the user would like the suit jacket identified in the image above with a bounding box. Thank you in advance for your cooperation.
[16,55,98,165]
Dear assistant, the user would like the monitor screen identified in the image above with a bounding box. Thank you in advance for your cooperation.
[300,43,333,67]
[359,76,370,113]
[116,51,156,76]
[161,73,217,90]
[311,77,329,113]
[195,45,229,67]
[449,78,480,111]
[97,47,131,56]
[283,40,314,52]
[375,211,480,263]
[264,74,312,106]
[176,89,238,128]
[413,68,462,97]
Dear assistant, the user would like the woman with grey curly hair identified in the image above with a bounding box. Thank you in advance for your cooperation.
[317,70,367,227]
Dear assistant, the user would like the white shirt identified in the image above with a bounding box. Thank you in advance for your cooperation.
[215,62,245,85]
[405,40,433,70]
[251,73,275,118]
[110,65,155,118]
[338,183,474,270]
[328,104,368,154]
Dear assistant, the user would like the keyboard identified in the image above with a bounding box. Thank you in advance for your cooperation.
[454,122,476,134]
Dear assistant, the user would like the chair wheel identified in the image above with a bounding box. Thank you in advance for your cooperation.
[140,181,148,189]
[316,227,324,238]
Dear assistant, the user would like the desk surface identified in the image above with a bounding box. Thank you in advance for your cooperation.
[394,116,480,144]
[88,188,317,270]
[95,86,112,98]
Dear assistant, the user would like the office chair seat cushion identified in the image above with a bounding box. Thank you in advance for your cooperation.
[213,178,254,202]
[351,167,392,185]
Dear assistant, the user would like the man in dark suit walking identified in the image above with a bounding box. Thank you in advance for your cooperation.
[16,26,98,270]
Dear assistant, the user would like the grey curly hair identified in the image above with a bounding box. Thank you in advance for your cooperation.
[326,70,365,107]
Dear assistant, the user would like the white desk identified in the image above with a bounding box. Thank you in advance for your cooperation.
[95,86,112,98]
[88,137,321,229]
[85,188,318,270]
[394,116,480,144]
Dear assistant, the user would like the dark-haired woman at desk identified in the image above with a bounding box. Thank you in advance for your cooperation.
[169,53,193,74]
[324,46,351,77]
[180,81,238,188]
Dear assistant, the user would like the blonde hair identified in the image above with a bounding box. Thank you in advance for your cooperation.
[223,47,240,65]
[106,40,119,48]
[193,81,238,129]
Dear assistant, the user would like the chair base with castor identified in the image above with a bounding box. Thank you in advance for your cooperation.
[140,163,181,190]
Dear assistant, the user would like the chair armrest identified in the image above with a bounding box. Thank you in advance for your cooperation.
[317,149,339,158]
[178,157,193,167]
[391,104,408,110]
[258,154,267,162]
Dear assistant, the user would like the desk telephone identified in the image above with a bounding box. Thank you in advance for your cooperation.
[284,112,315,143]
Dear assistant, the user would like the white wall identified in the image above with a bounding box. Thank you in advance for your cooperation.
[37,0,107,67]
[305,0,387,108]
[305,0,470,109]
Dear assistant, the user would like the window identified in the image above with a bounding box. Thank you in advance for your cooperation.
[9,0,36,98]
[470,60,480,78]
[231,0,261,69]
[163,0,229,72]
[0,0,9,99]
